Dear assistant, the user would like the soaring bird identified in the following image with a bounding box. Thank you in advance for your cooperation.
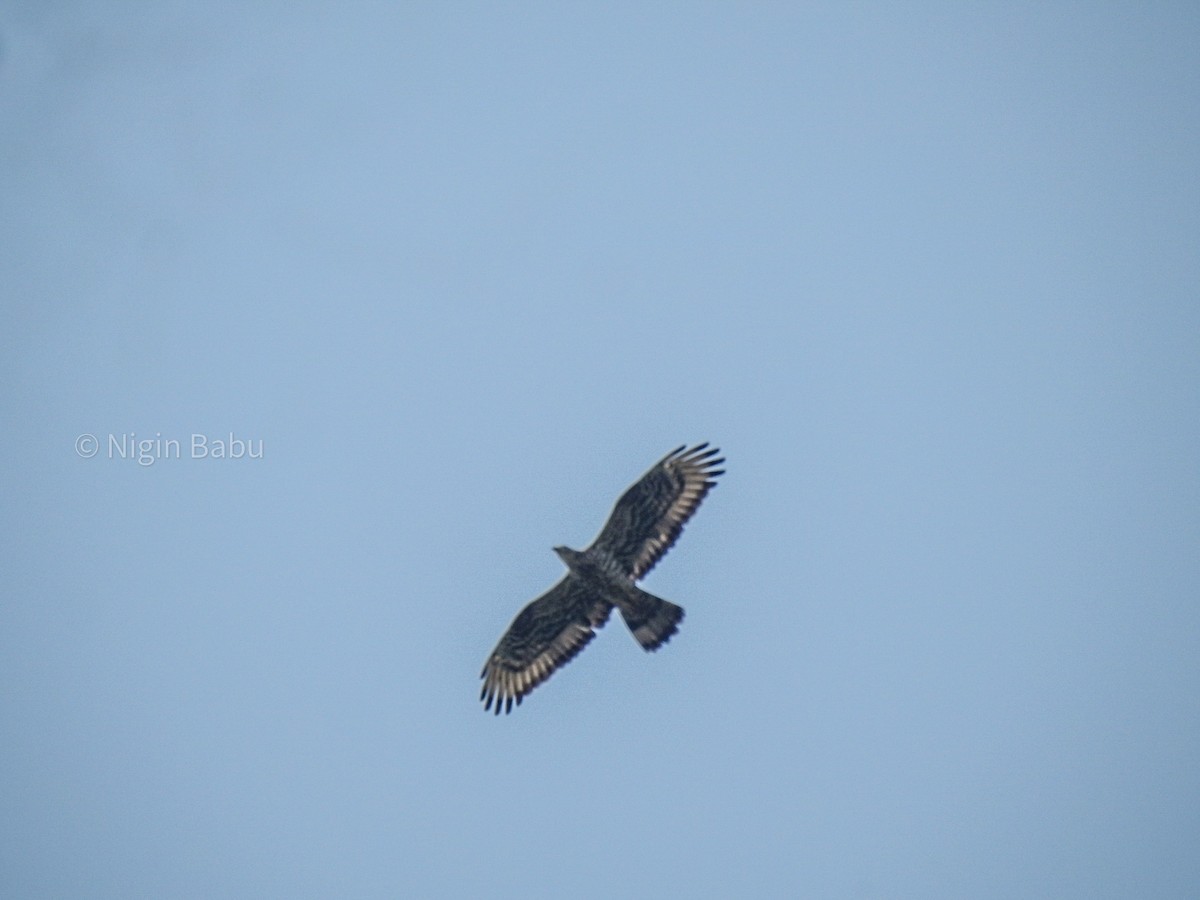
[481,443,724,714]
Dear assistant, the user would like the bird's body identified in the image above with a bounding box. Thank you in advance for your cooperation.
[480,443,724,714]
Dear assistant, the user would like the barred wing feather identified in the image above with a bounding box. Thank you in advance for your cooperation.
[589,443,724,580]
[480,577,612,715]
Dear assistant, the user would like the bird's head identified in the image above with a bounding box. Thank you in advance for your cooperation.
[553,545,581,566]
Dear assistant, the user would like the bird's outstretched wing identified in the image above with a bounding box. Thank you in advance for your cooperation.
[480,577,612,715]
[589,443,724,580]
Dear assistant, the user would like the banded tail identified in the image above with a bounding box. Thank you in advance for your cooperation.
[619,588,684,651]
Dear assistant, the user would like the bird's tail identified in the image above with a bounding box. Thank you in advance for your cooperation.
[619,588,684,651]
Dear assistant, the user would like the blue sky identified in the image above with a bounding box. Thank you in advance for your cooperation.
[2,4,1198,897]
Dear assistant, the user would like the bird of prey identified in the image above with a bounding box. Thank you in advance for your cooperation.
[481,443,724,714]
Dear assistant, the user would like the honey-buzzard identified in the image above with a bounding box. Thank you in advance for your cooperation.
[481,443,724,714]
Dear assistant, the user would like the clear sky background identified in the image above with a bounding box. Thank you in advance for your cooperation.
[2,4,1198,898]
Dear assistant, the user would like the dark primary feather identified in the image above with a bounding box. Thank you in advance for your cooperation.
[590,443,724,579]
[479,577,612,715]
